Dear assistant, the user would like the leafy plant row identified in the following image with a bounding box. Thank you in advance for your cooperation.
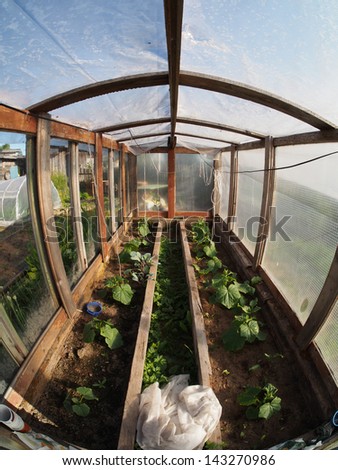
[190,219,282,421]
[143,236,197,389]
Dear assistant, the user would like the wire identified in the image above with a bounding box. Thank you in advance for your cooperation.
[217,149,338,175]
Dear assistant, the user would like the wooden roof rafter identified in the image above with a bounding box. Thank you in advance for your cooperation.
[164,0,183,148]
[117,130,238,146]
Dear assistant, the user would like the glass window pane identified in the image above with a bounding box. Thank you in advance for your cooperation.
[113,150,122,227]
[218,152,230,221]
[51,139,81,286]
[0,343,18,399]
[137,153,168,212]
[233,149,264,255]
[102,148,111,237]
[314,301,338,386]
[262,143,338,323]
[176,153,213,211]
[0,132,56,349]
[79,144,100,264]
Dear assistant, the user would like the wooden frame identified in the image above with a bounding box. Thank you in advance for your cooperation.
[168,148,176,218]
[69,142,88,272]
[95,133,108,260]
[118,224,162,449]
[108,149,117,234]
[179,221,222,443]
[227,145,238,231]
[253,136,276,270]
[36,116,76,317]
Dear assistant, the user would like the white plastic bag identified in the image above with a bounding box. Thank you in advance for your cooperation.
[136,374,222,450]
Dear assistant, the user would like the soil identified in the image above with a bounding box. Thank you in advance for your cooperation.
[189,239,320,450]
[0,221,34,286]
[23,223,320,450]
[26,231,152,450]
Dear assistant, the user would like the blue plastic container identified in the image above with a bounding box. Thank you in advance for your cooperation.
[86,301,102,317]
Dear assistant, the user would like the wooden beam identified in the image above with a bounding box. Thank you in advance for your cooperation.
[0,104,37,134]
[274,129,338,147]
[253,137,276,270]
[164,0,183,142]
[177,117,265,139]
[36,116,76,317]
[69,142,88,272]
[128,154,138,215]
[168,148,176,218]
[28,72,169,114]
[95,133,108,260]
[120,145,128,232]
[296,246,338,350]
[179,71,337,131]
[227,146,238,231]
[108,149,117,234]
[96,117,170,134]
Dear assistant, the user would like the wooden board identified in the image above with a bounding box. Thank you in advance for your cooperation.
[179,221,222,444]
[117,224,162,449]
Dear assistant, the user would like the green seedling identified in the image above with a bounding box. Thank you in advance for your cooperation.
[93,378,107,389]
[238,383,282,420]
[83,318,123,350]
[125,251,154,285]
[105,275,134,305]
[64,386,98,417]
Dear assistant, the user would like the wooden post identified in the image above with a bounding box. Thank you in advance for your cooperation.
[69,142,88,272]
[36,116,76,317]
[296,247,338,350]
[253,136,275,270]
[26,135,59,307]
[227,145,238,231]
[108,149,117,234]
[168,148,175,218]
[129,153,138,215]
[95,133,108,260]
[213,156,221,216]
[121,145,128,232]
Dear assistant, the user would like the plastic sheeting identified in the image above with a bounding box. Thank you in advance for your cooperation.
[136,375,222,450]
[1,1,338,147]
[0,176,61,226]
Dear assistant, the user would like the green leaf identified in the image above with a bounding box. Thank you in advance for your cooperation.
[76,387,98,401]
[112,283,134,305]
[250,276,262,286]
[246,406,259,420]
[239,319,260,342]
[213,283,242,309]
[262,399,280,419]
[100,325,123,350]
[72,402,90,417]
[203,242,217,258]
[83,322,96,343]
[238,386,261,406]
[222,326,246,352]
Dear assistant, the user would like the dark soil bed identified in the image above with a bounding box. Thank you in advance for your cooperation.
[26,231,154,450]
[188,234,320,450]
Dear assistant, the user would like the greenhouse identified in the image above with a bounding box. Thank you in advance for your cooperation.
[0,0,337,452]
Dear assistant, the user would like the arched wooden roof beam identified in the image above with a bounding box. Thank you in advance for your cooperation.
[117,130,237,145]
[27,71,336,132]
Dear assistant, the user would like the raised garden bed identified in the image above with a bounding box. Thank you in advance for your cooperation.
[180,219,320,450]
[22,221,160,450]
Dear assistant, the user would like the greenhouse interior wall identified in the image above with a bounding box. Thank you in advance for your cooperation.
[0,0,338,450]
[1,105,337,448]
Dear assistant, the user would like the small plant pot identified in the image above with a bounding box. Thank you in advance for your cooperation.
[86,301,102,317]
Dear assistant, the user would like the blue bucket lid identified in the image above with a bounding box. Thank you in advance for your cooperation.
[86,301,102,317]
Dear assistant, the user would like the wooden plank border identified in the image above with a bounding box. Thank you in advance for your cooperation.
[118,223,162,449]
[179,221,222,443]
